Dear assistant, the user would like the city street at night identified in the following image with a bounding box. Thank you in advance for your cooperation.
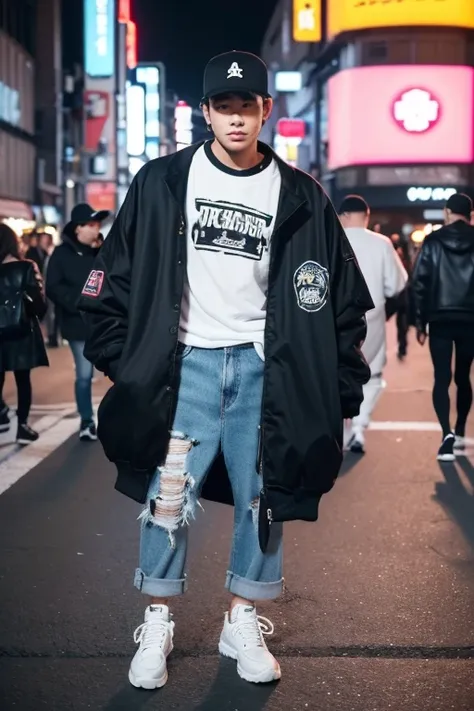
[0,326,473,710]
[1,0,474,709]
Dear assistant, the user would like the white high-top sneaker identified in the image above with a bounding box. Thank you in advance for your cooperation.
[129,605,175,689]
[219,604,281,683]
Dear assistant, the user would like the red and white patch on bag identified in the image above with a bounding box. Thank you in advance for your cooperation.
[82,270,105,298]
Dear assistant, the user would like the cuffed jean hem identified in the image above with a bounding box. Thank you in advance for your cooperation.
[134,568,187,597]
[225,571,284,601]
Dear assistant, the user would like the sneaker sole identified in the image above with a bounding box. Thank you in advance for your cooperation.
[437,453,455,462]
[0,425,10,433]
[79,434,98,442]
[128,667,168,690]
[16,438,38,445]
[218,640,281,683]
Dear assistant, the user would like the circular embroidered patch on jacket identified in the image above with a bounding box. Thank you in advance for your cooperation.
[293,261,329,313]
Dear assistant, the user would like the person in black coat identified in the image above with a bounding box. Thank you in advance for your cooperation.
[46,203,109,442]
[0,224,49,444]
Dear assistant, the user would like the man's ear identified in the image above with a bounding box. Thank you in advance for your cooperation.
[262,97,273,122]
[201,102,211,126]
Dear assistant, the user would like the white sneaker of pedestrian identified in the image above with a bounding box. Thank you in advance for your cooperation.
[128,605,175,690]
[347,427,365,454]
[454,435,466,453]
[218,604,281,683]
[343,420,353,452]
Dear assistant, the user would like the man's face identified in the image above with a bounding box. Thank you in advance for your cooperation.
[38,234,50,251]
[203,93,272,153]
[76,221,101,245]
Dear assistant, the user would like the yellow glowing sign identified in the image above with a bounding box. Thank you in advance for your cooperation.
[328,0,474,39]
[293,0,322,42]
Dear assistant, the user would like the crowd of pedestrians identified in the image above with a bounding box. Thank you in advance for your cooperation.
[0,203,109,444]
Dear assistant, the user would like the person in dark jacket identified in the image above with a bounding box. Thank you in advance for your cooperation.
[25,231,51,275]
[46,203,109,441]
[413,192,474,461]
[0,224,48,443]
[79,51,373,689]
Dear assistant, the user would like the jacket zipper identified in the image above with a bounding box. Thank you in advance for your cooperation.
[167,214,187,431]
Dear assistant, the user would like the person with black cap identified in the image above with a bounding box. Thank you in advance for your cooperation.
[338,195,407,454]
[46,203,109,442]
[78,50,373,689]
[413,192,474,461]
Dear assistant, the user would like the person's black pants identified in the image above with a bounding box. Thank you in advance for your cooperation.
[429,323,474,438]
[0,370,32,424]
[396,289,409,356]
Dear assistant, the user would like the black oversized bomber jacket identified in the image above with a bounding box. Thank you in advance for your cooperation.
[78,141,373,550]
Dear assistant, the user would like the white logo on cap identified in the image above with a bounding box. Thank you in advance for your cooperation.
[227,62,243,79]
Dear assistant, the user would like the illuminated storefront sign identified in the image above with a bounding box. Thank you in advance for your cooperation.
[393,88,440,134]
[0,81,20,126]
[136,65,161,159]
[328,65,474,170]
[175,101,193,151]
[293,0,322,42]
[328,0,474,40]
[275,71,302,93]
[276,118,306,139]
[126,20,137,69]
[85,0,115,77]
[126,84,146,156]
[118,0,130,23]
[407,187,456,202]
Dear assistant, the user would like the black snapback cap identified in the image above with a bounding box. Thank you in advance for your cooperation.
[338,194,370,215]
[446,192,473,219]
[202,50,270,101]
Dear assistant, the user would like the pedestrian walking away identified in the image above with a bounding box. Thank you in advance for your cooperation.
[339,196,407,455]
[413,192,474,461]
[46,203,110,442]
[0,224,49,443]
[79,50,374,690]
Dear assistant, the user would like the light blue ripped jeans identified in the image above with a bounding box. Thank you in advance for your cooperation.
[134,343,284,601]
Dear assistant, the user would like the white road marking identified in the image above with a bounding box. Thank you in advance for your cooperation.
[0,407,98,496]
[0,417,472,498]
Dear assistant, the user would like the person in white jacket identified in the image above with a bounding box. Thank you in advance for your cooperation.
[339,195,408,453]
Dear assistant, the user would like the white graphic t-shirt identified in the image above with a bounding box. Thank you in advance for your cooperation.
[179,142,281,356]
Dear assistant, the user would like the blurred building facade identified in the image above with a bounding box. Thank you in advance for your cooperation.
[0,0,37,233]
[0,0,63,237]
[261,0,474,235]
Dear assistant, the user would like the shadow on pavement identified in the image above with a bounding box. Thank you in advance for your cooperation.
[338,452,363,478]
[101,657,277,711]
[434,459,474,548]
[193,657,277,711]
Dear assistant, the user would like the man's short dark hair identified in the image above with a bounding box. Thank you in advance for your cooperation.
[338,195,369,215]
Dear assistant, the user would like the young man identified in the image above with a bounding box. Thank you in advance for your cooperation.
[339,196,407,453]
[79,51,373,688]
[46,203,109,441]
[412,192,474,461]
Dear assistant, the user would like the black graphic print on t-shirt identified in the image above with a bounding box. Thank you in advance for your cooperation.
[191,198,273,261]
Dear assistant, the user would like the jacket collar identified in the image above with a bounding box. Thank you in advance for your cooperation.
[163,140,308,231]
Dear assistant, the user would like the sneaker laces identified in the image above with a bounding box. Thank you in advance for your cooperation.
[133,617,170,650]
[232,614,275,648]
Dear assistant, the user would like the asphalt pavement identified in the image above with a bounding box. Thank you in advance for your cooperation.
[0,326,473,711]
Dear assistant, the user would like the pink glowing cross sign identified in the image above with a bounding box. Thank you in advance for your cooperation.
[393,88,440,133]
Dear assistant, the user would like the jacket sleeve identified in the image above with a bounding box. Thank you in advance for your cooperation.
[326,199,374,419]
[411,239,433,333]
[24,261,47,320]
[45,248,79,314]
[383,241,408,299]
[77,175,139,381]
